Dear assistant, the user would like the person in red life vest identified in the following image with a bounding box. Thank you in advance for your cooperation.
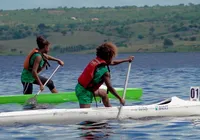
[75,42,134,108]
[21,36,64,94]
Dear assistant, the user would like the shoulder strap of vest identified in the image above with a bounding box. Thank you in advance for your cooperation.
[93,57,107,69]
[95,57,106,64]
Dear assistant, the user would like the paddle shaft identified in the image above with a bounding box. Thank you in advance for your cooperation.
[122,62,132,100]
[117,62,132,119]
[36,65,61,96]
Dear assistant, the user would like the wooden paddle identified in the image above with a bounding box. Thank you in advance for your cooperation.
[117,62,132,119]
[24,65,61,107]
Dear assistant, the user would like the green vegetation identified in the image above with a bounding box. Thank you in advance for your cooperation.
[0,4,200,55]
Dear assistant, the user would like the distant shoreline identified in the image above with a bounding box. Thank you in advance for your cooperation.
[1,50,200,56]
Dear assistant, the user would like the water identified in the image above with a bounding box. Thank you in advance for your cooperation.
[0,52,200,139]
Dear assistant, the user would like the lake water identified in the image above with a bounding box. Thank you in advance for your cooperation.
[0,53,200,139]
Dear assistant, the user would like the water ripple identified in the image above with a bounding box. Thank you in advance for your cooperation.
[1,53,200,139]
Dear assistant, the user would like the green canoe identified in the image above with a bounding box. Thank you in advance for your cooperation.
[0,88,142,104]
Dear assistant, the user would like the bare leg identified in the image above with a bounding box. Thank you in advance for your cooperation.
[51,88,58,93]
[80,104,91,108]
[94,89,111,107]
[35,76,58,93]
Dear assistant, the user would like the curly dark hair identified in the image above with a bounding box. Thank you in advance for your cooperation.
[96,42,118,61]
[36,36,50,49]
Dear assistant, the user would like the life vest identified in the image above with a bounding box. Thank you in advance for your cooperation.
[78,57,108,91]
[23,48,49,71]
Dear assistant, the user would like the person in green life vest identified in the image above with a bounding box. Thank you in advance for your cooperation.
[76,42,134,108]
[21,36,64,94]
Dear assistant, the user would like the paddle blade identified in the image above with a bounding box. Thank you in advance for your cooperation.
[23,96,38,109]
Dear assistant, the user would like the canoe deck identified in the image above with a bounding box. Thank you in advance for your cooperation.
[0,88,142,104]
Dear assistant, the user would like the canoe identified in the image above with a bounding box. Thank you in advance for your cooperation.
[0,86,142,104]
[0,96,200,126]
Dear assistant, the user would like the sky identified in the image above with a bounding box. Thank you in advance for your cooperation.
[0,0,200,10]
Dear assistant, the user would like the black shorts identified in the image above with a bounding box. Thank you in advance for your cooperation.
[22,75,55,94]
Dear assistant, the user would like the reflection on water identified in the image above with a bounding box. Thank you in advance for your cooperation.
[23,103,54,110]
[78,120,111,139]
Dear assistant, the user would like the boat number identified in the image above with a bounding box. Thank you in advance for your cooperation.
[190,87,199,101]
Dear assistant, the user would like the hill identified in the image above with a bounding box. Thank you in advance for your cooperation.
[0,4,200,55]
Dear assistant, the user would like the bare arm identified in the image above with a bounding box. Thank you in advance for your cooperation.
[32,56,43,87]
[110,56,134,66]
[43,53,64,66]
[103,72,124,105]
[43,53,59,61]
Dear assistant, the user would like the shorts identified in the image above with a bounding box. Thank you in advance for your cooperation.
[22,75,55,94]
[75,83,94,105]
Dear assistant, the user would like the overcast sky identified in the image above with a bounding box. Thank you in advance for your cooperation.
[0,0,200,10]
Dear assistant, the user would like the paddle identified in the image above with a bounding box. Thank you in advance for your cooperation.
[117,62,132,119]
[24,65,61,107]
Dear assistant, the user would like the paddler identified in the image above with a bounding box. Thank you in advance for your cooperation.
[21,36,64,94]
[75,42,134,108]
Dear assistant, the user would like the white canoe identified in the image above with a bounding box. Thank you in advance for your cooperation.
[1,96,200,126]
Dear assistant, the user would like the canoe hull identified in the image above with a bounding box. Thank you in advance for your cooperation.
[1,96,200,126]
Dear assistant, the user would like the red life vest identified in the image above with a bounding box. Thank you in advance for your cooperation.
[78,57,107,91]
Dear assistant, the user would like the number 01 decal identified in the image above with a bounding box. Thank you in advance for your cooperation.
[190,87,199,101]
